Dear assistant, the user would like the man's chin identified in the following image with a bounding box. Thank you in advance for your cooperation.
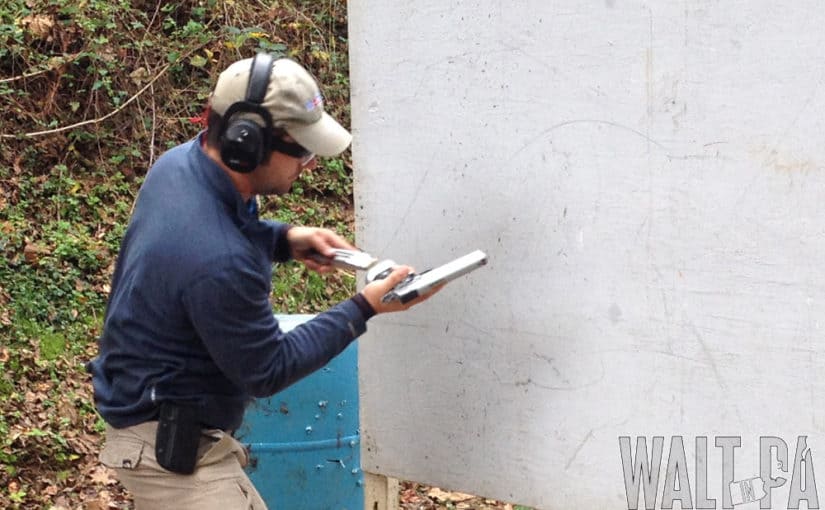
[257,183,291,196]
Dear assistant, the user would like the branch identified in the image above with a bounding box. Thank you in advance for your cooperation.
[145,55,158,167]
[0,31,217,140]
[0,54,81,84]
[0,63,171,139]
[0,67,52,84]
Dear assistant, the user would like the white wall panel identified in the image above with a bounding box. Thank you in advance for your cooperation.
[350,2,825,508]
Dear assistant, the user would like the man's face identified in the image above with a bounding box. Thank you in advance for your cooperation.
[251,137,317,195]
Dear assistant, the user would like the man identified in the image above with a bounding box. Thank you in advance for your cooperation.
[88,54,439,509]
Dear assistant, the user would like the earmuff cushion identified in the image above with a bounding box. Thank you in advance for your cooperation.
[217,53,275,173]
[220,117,265,173]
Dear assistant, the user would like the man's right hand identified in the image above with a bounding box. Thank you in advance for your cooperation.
[360,265,443,314]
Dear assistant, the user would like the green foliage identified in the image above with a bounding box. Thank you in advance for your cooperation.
[298,156,353,197]
[0,1,353,507]
[272,262,355,313]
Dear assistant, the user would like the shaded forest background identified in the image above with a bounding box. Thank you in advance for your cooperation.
[0,1,527,509]
[0,1,359,507]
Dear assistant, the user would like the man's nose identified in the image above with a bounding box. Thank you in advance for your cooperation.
[302,156,319,171]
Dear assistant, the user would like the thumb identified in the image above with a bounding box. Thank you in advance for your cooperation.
[362,265,414,311]
[379,265,412,290]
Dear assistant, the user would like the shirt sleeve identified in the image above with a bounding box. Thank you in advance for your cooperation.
[261,219,293,262]
[181,259,367,398]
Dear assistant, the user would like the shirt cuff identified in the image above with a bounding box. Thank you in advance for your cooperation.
[272,223,294,262]
[333,298,369,338]
[352,293,376,321]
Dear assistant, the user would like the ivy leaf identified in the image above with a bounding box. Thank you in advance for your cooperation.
[190,55,207,68]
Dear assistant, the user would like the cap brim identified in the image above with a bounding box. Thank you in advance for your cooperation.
[286,112,352,157]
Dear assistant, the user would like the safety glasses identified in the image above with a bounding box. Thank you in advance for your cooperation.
[271,137,315,165]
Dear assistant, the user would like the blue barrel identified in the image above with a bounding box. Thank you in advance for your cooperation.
[235,315,364,510]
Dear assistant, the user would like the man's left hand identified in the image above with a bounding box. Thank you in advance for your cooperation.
[287,226,356,273]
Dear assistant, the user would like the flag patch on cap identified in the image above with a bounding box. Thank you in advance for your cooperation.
[305,93,323,111]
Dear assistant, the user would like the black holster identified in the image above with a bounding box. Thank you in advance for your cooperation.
[155,401,201,474]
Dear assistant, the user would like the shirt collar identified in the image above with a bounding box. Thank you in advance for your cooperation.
[191,132,259,226]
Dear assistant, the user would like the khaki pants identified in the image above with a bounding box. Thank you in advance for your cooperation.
[100,422,267,510]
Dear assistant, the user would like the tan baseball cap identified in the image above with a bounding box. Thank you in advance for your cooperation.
[210,57,352,157]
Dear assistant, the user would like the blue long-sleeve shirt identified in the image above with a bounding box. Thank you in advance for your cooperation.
[88,135,367,431]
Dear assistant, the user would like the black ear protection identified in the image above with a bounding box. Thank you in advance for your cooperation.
[218,53,275,173]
